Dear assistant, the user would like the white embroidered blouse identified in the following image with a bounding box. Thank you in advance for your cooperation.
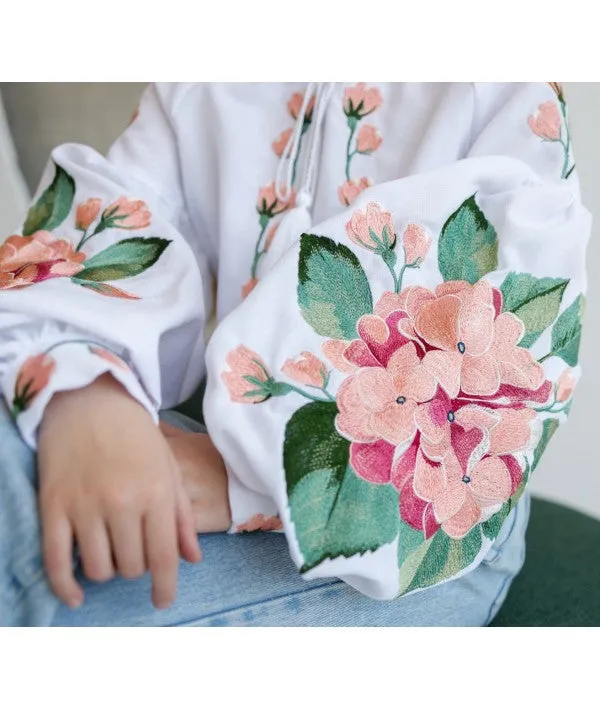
[0,82,590,599]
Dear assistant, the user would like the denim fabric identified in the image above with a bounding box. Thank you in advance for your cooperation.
[0,403,529,627]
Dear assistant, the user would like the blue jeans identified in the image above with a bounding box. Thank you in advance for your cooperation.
[0,402,529,626]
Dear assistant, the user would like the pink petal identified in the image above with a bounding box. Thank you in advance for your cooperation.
[357,314,389,346]
[450,424,485,474]
[422,350,462,398]
[488,407,535,456]
[336,377,378,443]
[356,368,394,410]
[458,299,495,356]
[460,354,501,396]
[344,340,381,368]
[468,457,512,508]
[441,491,482,538]
[372,400,417,446]
[413,451,444,502]
[433,478,467,523]
[350,440,395,484]
[502,454,523,495]
[374,291,405,319]
[414,400,450,445]
[400,479,438,536]
[321,340,357,374]
[498,349,545,391]
[398,286,435,320]
[386,341,420,373]
[434,281,470,297]
[414,295,461,352]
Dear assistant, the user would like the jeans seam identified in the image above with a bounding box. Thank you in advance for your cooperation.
[167,580,345,626]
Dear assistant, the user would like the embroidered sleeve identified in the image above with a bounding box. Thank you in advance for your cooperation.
[0,84,212,448]
[203,83,591,600]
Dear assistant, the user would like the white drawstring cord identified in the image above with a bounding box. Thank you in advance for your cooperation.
[275,83,317,203]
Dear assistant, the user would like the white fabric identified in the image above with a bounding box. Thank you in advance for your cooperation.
[0,83,591,599]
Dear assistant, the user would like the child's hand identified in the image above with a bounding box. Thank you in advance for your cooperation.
[160,422,232,534]
[38,374,201,610]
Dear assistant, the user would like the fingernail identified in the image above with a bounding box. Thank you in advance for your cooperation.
[68,595,83,608]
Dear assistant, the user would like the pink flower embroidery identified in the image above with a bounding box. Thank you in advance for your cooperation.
[282,352,328,388]
[102,197,151,230]
[222,346,272,403]
[75,198,102,231]
[410,281,544,398]
[272,128,293,158]
[528,101,562,141]
[402,223,431,266]
[12,353,56,416]
[321,339,358,375]
[236,514,283,533]
[556,368,575,402]
[288,92,315,123]
[242,278,259,299]
[338,177,373,207]
[356,125,382,154]
[256,183,295,219]
[89,346,128,371]
[0,231,86,290]
[336,342,436,447]
[343,83,383,119]
[413,451,520,539]
[345,202,396,252]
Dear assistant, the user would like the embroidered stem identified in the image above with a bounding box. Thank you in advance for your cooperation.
[345,119,358,181]
[534,401,570,414]
[538,352,552,364]
[396,263,409,293]
[559,101,573,179]
[250,220,269,279]
[285,383,333,403]
[76,222,106,251]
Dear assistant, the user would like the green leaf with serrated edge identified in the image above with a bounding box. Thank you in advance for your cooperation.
[298,234,373,340]
[551,295,584,366]
[284,402,398,572]
[23,162,75,235]
[438,194,498,283]
[76,237,171,282]
[398,535,435,595]
[532,418,560,472]
[500,273,569,348]
[402,525,483,595]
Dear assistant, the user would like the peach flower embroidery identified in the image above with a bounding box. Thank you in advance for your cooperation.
[345,202,395,252]
[236,514,283,533]
[282,352,328,389]
[336,342,436,447]
[89,346,129,371]
[343,83,383,119]
[256,183,295,219]
[288,92,315,123]
[402,224,431,266]
[242,278,259,299]
[101,197,152,230]
[356,125,382,155]
[75,199,102,231]
[12,353,56,416]
[338,177,373,207]
[556,368,575,402]
[0,231,86,290]
[272,128,293,158]
[528,101,562,141]
[222,346,272,403]
[413,451,520,539]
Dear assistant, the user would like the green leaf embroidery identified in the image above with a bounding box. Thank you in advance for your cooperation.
[500,273,569,348]
[75,237,171,282]
[550,295,584,366]
[481,502,511,540]
[532,418,560,472]
[283,401,398,572]
[400,525,483,595]
[397,519,426,567]
[23,162,75,236]
[438,194,498,284]
[297,233,373,340]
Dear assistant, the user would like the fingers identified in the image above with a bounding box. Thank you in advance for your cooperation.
[144,506,179,610]
[175,481,202,564]
[74,517,115,583]
[108,514,146,579]
[42,510,83,608]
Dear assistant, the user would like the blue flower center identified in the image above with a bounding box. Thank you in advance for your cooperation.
[457,341,466,354]
[462,475,471,484]
[396,396,406,405]
[447,411,455,423]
